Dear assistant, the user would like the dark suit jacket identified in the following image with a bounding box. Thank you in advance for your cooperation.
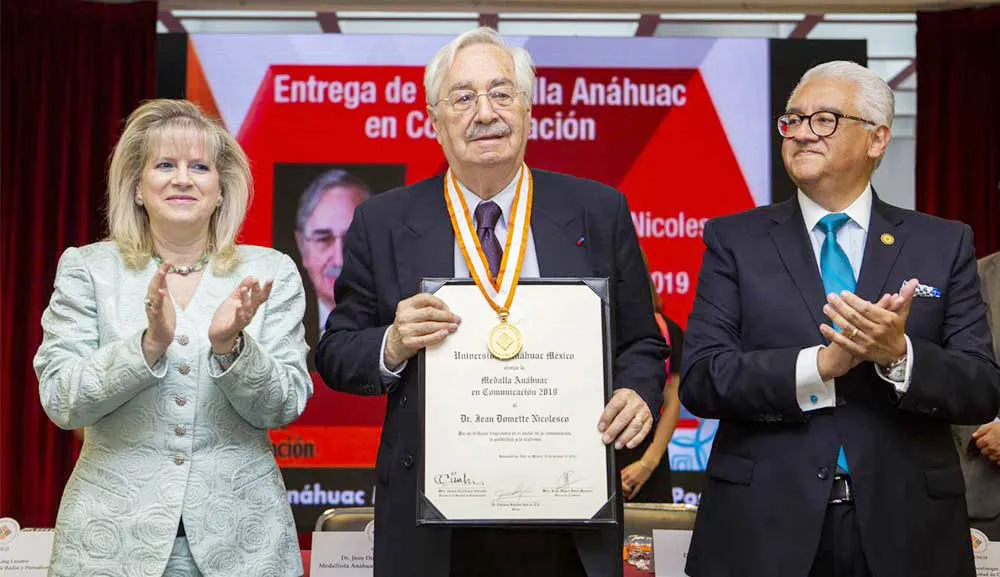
[679,195,1000,577]
[315,169,667,577]
[951,252,1000,531]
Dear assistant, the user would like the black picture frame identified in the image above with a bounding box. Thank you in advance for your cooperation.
[415,278,618,528]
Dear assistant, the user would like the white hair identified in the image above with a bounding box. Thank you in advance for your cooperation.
[423,26,535,108]
[790,60,895,130]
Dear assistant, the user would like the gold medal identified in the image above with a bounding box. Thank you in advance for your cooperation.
[444,164,533,362]
[487,312,523,360]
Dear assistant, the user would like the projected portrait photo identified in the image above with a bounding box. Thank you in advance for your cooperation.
[274,164,406,346]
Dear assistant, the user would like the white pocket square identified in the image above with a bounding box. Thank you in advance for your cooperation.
[903,281,941,298]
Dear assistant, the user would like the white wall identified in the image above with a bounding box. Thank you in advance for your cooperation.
[872,136,915,209]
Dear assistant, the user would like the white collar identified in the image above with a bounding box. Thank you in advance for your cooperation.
[798,183,873,233]
[454,167,523,227]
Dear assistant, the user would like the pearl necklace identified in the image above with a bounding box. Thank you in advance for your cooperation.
[152,251,211,275]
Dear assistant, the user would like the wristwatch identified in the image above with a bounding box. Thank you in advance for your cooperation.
[213,333,243,367]
[880,353,908,382]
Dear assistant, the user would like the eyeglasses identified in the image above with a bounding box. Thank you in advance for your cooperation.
[777,111,876,138]
[300,231,344,252]
[435,85,522,113]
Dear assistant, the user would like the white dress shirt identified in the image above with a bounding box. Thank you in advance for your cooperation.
[379,170,540,380]
[794,184,914,412]
[318,299,332,336]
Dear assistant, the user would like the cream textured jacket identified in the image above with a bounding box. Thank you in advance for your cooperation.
[34,242,311,577]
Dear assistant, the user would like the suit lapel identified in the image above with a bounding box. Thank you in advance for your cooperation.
[394,170,591,292]
[769,199,828,332]
[855,195,906,302]
[529,170,590,277]
[984,257,1000,360]
[393,177,455,297]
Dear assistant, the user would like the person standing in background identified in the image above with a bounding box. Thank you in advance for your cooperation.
[619,262,683,502]
[952,251,1000,540]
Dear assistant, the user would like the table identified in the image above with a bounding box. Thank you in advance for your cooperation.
[301,551,653,576]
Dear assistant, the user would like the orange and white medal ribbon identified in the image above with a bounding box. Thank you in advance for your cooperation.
[444,163,533,360]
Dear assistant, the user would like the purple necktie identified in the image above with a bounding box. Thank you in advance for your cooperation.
[475,201,503,280]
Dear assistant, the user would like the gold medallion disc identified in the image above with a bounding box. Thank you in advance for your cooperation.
[487,321,523,360]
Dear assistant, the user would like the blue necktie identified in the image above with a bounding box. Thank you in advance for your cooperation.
[817,213,854,474]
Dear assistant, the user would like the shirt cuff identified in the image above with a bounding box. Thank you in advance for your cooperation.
[379,327,407,381]
[875,335,913,394]
[796,345,836,412]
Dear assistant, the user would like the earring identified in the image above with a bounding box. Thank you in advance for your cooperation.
[135,194,144,206]
[216,196,223,207]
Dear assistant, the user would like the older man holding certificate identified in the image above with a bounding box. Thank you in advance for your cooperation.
[315,27,667,577]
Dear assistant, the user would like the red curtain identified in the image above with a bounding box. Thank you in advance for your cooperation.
[1,0,156,526]
[916,6,1000,257]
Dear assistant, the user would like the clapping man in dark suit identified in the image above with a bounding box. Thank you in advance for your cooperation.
[315,27,666,577]
[681,61,1000,577]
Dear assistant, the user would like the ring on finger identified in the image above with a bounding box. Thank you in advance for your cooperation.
[144,297,154,310]
[848,327,860,340]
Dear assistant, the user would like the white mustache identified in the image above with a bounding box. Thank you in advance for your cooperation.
[323,264,342,279]
[467,121,511,141]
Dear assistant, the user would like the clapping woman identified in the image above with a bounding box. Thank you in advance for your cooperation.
[34,99,311,577]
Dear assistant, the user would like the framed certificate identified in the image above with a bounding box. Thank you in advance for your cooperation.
[416,278,617,527]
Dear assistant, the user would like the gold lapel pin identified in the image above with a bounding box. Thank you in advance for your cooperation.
[881,233,895,246]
